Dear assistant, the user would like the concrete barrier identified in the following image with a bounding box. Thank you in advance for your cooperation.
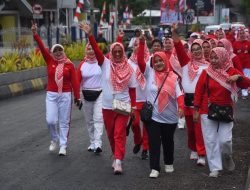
[0,61,79,100]
[0,67,47,100]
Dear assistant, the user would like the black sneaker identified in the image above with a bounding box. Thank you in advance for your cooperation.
[87,148,94,152]
[141,150,148,160]
[133,144,141,154]
[94,147,102,154]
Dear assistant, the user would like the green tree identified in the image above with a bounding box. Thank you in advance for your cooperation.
[240,0,250,24]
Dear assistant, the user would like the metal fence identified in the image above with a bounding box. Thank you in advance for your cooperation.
[0,25,113,56]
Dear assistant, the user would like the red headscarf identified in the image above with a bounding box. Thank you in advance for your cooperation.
[129,38,149,90]
[152,52,178,113]
[219,38,236,59]
[109,42,134,92]
[207,47,238,102]
[236,28,247,41]
[188,39,209,81]
[209,38,219,48]
[52,45,71,94]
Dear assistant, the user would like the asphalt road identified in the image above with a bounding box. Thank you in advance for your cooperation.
[0,91,249,190]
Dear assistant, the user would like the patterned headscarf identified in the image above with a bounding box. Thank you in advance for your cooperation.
[219,38,236,59]
[188,39,209,81]
[109,42,134,93]
[129,38,149,90]
[84,43,97,63]
[236,28,247,41]
[152,52,178,113]
[207,47,237,102]
[209,38,218,48]
[52,44,71,94]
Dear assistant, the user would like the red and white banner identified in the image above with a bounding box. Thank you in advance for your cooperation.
[186,0,215,17]
[160,0,183,25]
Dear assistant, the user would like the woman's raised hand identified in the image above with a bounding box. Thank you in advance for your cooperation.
[171,23,180,42]
[118,29,125,38]
[139,33,146,42]
[79,22,92,35]
[31,20,37,35]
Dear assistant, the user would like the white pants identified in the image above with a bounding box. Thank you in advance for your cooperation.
[242,68,250,97]
[83,93,104,149]
[201,114,233,172]
[46,91,72,148]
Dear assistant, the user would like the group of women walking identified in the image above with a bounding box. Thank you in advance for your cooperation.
[31,21,250,178]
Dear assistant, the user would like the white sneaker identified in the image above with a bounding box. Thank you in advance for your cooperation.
[165,165,174,173]
[190,151,198,160]
[209,170,219,178]
[197,156,206,166]
[58,147,66,156]
[49,141,57,152]
[114,159,123,175]
[223,155,235,171]
[149,169,159,178]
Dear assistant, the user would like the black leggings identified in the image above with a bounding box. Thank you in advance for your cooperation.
[146,120,177,172]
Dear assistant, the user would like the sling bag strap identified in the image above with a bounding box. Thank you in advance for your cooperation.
[153,72,169,104]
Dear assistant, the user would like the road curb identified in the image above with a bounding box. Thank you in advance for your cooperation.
[0,77,47,100]
[246,166,250,190]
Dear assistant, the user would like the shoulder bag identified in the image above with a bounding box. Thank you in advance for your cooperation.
[140,72,169,123]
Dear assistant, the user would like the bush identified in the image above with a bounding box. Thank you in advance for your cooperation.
[0,41,85,74]
[0,51,45,74]
[64,42,86,61]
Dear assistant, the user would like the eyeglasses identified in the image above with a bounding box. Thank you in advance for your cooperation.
[191,47,202,52]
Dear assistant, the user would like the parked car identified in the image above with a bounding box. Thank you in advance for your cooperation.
[204,25,221,34]
[220,23,246,31]
[231,23,246,30]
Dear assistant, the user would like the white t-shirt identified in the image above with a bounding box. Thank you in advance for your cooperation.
[79,61,102,90]
[144,65,183,124]
[181,63,208,93]
[128,59,146,102]
[101,57,137,109]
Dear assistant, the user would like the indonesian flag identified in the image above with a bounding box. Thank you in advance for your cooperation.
[74,0,84,23]
[179,0,185,12]
[99,1,107,26]
[123,5,129,19]
[109,11,115,25]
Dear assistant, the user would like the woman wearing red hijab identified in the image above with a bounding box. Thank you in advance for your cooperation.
[79,22,136,175]
[31,22,81,156]
[217,38,243,73]
[173,28,208,166]
[233,28,250,99]
[138,36,184,178]
[128,37,150,159]
[194,47,250,178]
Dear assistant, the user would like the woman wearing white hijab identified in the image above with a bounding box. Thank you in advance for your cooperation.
[32,22,81,156]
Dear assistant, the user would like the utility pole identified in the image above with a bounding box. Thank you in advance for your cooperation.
[114,0,118,39]
[89,0,94,30]
[149,0,152,27]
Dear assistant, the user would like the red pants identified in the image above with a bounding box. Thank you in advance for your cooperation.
[185,115,206,156]
[131,102,149,150]
[102,109,129,160]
